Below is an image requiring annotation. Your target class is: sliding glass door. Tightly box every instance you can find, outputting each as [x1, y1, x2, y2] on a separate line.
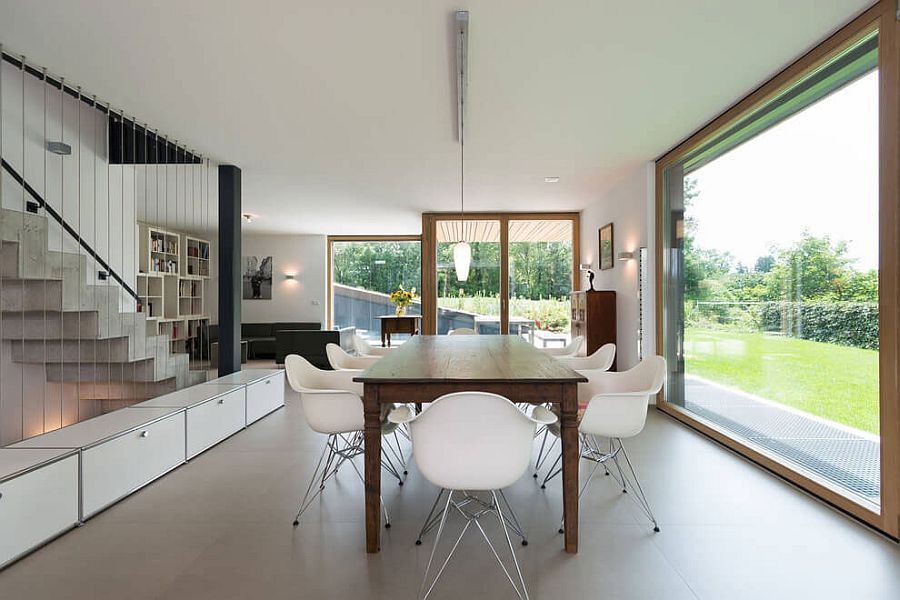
[508, 219, 574, 346]
[423, 214, 578, 343]
[435, 220, 501, 334]
[658, 11, 900, 534]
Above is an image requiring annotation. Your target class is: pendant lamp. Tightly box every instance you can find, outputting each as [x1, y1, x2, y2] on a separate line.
[453, 11, 470, 281]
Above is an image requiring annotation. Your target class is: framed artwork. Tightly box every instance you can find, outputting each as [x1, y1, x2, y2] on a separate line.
[242, 255, 273, 299]
[599, 223, 614, 270]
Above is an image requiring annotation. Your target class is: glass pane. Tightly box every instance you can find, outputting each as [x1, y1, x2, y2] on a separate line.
[508, 219, 573, 347]
[332, 240, 422, 344]
[436, 219, 501, 334]
[662, 40, 880, 506]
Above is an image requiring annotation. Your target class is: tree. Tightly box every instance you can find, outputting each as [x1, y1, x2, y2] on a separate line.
[766, 232, 852, 301]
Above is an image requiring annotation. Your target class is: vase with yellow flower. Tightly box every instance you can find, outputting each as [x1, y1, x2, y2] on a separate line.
[389, 286, 416, 316]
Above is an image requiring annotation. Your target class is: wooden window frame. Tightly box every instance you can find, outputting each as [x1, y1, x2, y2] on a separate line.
[654, 0, 900, 538]
[420, 212, 581, 335]
[326, 235, 422, 329]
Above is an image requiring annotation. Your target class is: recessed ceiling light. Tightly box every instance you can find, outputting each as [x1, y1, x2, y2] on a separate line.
[544, 176, 560, 183]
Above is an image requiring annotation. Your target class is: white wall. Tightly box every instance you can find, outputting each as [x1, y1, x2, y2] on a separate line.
[580, 162, 655, 373]
[240, 233, 327, 325]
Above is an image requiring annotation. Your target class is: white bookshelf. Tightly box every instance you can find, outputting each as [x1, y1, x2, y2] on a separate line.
[137, 223, 212, 359]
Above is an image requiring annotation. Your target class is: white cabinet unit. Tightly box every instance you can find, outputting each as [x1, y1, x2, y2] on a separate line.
[0, 449, 79, 568]
[130, 385, 246, 459]
[205, 369, 285, 425]
[11, 408, 186, 520]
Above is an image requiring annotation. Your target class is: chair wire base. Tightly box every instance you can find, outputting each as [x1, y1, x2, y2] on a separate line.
[419, 490, 529, 600]
[415, 488, 528, 546]
[546, 435, 659, 533]
[292, 431, 405, 528]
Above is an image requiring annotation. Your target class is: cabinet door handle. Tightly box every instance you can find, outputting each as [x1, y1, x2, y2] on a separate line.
[140, 430, 150, 438]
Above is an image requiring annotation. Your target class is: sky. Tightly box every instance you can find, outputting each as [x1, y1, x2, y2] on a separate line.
[689, 71, 879, 272]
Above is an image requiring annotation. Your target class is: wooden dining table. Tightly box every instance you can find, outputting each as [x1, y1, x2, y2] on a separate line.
[353, 335, 588, 554]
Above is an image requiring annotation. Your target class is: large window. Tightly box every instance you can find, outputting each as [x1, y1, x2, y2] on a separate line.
[659, 12, 900, 536]
[329, 238, 421, 342]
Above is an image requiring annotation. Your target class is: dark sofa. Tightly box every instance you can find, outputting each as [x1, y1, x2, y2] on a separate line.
[275, 326, 355, 368]
[209, 322, 321, 359]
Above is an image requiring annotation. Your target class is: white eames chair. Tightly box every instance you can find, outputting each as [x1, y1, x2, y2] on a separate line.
[555, 342, 616, 371]
[538, 335, 584, 357]
[353, 333, 393, 356]
[533, 343, 616, 478]
[326, 343, 380, 370]
[284, 355, 406, 529]
[543, 356, 667, 533]
[447, 327, 477, 336]
[390, 392, 556, 600]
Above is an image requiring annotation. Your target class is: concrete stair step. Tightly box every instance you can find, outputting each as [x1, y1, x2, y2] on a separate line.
[0, 278, 64, 311]
[45, 357, 188, 383]
[1, 310, 101, 339]
[9, 336, 149, 363]
[0, 210, 49, 278]
[77, 380, 178, 401]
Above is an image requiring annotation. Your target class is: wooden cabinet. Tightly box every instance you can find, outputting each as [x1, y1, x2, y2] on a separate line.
[570, 290, 617, 370]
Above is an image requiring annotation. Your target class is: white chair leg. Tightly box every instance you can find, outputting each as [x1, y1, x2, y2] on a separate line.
[416, 488, 448, 545]
[292, 435, 333, 526]
[611, 438, 659, 532]
[421, 490, 469, 600]
[491, 490, 529, 600]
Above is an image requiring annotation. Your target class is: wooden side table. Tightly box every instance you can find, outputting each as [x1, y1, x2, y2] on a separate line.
[376, 315, 422, 347]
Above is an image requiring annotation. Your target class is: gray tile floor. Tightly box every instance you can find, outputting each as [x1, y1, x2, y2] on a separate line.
[1, 381, 898, 600]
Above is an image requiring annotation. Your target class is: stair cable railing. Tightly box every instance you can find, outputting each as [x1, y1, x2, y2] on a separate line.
[0, 44, 215, 445]
[0, 157, 141, 303]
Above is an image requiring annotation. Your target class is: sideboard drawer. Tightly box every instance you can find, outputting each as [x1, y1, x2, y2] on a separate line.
[246, 372, 285, 425]
[186, 387, 246, 458]
[0, 454, 79, 568]
[81, 412, 185, 519]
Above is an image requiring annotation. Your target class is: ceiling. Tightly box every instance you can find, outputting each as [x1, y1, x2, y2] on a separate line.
[0, 0, 873, 235]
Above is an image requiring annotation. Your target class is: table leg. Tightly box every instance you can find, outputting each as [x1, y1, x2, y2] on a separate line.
[363, 385, 382, 553]
[381, 330, 386, 347]
[560, 383, 579, 554]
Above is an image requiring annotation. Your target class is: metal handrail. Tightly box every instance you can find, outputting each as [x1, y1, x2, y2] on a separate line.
[1, 158, 141, 303]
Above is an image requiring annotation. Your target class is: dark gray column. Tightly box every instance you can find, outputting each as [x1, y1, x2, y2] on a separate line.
[218, 165, 242, 376]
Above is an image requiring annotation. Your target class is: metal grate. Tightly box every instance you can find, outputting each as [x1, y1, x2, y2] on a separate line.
[684, 378, 880, 501]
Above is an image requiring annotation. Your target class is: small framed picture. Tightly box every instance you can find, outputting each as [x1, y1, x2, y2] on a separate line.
[599, 223, 614, 270]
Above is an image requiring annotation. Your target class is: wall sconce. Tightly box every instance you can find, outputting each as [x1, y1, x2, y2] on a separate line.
[284, 273, 296, 281]
[618, 252, 635, 261]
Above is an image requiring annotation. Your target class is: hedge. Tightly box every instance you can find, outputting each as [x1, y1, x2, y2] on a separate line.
[756, 301, 879, 350]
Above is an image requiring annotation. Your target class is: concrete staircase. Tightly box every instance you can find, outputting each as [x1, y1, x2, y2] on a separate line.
[0, 208, 206, 400]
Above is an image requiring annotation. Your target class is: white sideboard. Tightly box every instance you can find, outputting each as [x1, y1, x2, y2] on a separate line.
[1, 368, 285, 570]
[205, 369, 285, 425]
[0, 449, 80, 569]
[11, 408, 186, 520]
[130, 384, 246, 459]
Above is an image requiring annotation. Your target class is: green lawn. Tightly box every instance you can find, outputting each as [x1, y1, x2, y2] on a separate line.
[684, 328, 879, 435]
